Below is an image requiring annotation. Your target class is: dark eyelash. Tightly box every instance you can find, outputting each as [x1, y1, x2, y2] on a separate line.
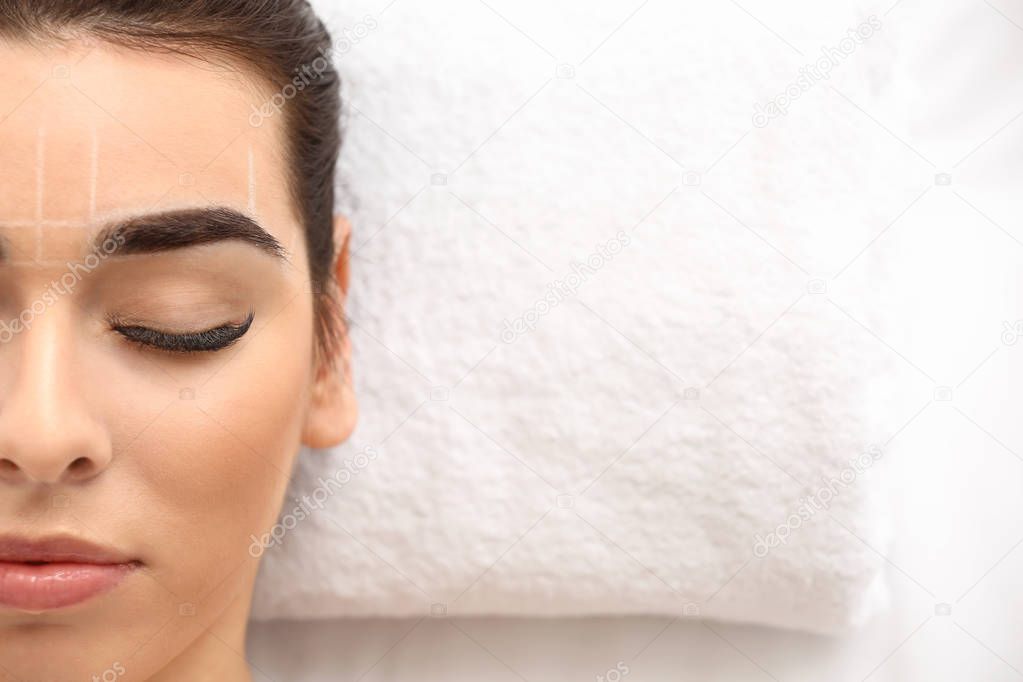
[112, 311, 255, 354]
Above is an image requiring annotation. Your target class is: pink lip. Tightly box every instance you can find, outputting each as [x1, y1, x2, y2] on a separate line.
[0, 536, 139, 611]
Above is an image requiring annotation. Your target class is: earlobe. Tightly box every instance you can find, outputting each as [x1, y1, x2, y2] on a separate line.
[302, 215, 357, 449]
[302, 373, 357, 449]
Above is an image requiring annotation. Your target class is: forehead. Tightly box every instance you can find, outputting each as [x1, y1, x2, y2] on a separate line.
[0, 40, 302, 261]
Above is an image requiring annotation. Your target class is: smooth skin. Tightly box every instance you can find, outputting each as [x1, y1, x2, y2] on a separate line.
[0, 39, 356, 681]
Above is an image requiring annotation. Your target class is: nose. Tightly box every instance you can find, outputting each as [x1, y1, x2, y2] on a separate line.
[0, 311, 113, 486]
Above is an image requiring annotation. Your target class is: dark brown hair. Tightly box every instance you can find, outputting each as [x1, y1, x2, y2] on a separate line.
[0, 0, 344, 366]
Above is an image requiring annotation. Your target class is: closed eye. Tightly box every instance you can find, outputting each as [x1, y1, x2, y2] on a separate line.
[111, 311, 255, 353]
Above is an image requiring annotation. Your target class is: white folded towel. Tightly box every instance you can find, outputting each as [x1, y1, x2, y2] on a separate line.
[252, 0, 918, 633]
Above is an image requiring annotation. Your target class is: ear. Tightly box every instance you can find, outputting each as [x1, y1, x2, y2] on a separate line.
[302, 215, 358, 449]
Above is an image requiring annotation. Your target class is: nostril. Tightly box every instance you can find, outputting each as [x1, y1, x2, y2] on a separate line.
[68, 457, 93, 477]
[0, 459, 19, 476]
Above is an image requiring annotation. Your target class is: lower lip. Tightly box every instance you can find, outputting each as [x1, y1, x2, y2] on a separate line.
[0, 561, 136, 611]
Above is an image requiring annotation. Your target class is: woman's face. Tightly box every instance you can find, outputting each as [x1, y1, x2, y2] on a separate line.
[0, 41, 353, 680]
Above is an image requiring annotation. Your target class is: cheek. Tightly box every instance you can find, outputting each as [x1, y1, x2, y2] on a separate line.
[114, 295, 315, 590]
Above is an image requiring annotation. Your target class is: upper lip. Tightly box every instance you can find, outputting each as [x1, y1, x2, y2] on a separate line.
[0, 534, 136, 565]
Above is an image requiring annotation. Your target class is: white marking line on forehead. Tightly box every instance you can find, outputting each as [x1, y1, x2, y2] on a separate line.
[3, 258, 89, 267]
[2, 219, 79, 229]
[35, 125, 46, 260]
[247, 144, 257, 217]
[89, 124, 99, 219]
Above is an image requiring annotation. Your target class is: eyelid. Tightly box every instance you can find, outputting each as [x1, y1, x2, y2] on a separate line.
[110, 311, 255, 353]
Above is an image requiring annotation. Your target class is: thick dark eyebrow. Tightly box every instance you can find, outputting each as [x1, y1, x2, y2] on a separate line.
[94, 207, 287, 260]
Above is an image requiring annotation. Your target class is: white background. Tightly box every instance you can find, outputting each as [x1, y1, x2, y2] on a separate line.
[248, 0, 1023, 678]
